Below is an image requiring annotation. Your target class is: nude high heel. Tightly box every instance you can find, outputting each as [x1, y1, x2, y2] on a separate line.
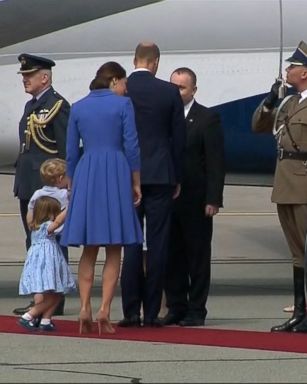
[96, 310, 115, 335]
[79, 309, 92, 334]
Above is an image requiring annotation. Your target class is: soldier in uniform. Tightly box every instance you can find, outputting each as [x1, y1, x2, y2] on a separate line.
[13, 53, 70, 316]
[252, 41, 307, 333]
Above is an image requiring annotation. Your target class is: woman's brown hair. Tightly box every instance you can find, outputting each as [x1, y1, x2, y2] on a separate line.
[89, 61, 126, 90]
[30, 196, 61, 230]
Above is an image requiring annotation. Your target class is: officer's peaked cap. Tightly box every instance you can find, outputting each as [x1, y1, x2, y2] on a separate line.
[286, 41, 307, 66]
[17, 53, 55, 74]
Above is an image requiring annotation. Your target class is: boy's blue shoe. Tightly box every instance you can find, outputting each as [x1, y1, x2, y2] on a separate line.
[18, 317, 38, 331]
[39, 322, 56, 331]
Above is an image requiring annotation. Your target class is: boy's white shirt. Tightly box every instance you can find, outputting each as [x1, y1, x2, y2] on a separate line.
[28, 186, 68, 212]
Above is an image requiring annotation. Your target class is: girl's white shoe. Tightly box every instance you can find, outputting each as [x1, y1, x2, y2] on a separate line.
[283, 305, 294, 313]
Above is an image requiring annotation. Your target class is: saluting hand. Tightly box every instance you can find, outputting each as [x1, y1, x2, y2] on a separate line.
[263, 79, 284, 109]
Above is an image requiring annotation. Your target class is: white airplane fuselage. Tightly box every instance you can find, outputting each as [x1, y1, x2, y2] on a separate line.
[0, 0, 306, 174]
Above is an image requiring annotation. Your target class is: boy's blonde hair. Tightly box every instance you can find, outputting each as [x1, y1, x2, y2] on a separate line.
[30, 196, 61, 230]
[40, 158, 66, 186]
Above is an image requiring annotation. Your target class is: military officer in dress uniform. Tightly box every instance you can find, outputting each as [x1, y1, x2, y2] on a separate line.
[13, 53, 70, 315]
[252, 41, 307, 333]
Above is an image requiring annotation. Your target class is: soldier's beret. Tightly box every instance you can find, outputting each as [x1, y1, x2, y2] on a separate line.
[286, 41, 307, 66]
[17, 53, 56, 74]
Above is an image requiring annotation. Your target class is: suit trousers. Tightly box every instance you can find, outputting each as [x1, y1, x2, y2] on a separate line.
[165, 196, 213, 319]
[121, 184, 174, 321]
[277, 204, 307, 268]
[19, 199, 31, 250]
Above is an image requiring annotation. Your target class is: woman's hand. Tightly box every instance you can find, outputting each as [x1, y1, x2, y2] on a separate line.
[132, 171, 142, 206]
[133, 185, 142, 207]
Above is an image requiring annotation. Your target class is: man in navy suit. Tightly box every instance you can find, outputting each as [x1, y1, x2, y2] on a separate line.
[119, 42, 186, 327]
[162, 67, 225, 326]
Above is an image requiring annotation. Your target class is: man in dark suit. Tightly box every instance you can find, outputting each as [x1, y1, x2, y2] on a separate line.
[119, 42, 186, 327]
[13, 53, 70, 315]
[162, 67, 225, 326]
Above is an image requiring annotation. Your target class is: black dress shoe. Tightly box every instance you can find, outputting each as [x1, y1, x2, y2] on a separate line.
[13, 301, 34, 315]
[270, 315, 304, 332]
[161, 312, 185, 326]
[117, 315, 141, 327]
[179, 316, 205, 327]
[143, 318, 163, 327]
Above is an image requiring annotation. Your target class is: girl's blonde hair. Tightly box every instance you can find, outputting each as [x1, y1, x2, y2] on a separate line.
[40, 158, 66, 186]
[30, 196, 61, 230]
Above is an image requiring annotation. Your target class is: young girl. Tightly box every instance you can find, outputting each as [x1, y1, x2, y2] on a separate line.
[18, 196, 76, 331]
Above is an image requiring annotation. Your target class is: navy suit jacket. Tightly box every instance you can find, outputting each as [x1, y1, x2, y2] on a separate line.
[127, 71, 186, 185]
[180, 101, 225, 207]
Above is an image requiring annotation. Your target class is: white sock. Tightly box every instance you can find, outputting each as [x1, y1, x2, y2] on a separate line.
[22, 312, 33, 321]
[40, 318, 51, 325]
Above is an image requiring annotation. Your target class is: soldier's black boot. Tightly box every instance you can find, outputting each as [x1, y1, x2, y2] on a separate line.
[292, 316, 307, 332]
[271, 266, 305, 332]
[291, 268, 307, 333]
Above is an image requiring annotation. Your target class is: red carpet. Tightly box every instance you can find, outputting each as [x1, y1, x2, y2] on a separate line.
[1, 315, 307, 353]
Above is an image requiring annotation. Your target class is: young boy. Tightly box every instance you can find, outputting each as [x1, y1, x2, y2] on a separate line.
[13, 158, 69, 317]
[26, 158, 68, 229]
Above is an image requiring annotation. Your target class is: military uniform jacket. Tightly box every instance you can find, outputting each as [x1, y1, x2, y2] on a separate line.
[252, 95, 307, 203]
[14, 87, 70, 199]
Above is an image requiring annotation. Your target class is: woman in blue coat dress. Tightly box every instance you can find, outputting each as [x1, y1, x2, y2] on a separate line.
[61, 62, 143, 334]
